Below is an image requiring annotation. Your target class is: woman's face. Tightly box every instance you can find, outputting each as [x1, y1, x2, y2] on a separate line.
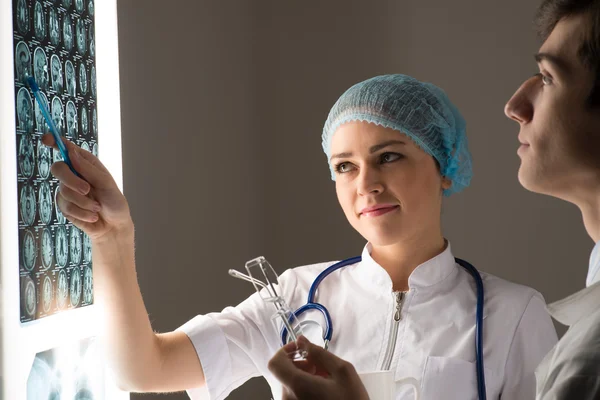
[331, 121, 450, 247]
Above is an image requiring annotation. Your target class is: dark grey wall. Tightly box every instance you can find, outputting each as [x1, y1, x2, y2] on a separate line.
[116, 1, 593, 399]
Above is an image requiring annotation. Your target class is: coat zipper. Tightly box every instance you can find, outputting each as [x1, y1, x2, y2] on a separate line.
[381, 291, 406, 370]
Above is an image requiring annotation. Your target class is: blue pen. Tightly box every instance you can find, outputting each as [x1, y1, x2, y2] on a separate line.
[26, 75, 81, 178]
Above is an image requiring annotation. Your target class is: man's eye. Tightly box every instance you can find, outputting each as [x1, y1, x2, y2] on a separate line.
[536, 73, 553, 86]
[542, 75, 553, 85]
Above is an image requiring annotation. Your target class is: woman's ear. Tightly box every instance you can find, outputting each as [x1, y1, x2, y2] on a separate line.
[441, 176, 452, 190]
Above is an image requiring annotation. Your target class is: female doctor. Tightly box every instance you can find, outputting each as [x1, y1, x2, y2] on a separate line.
[46, 74, 557, 400]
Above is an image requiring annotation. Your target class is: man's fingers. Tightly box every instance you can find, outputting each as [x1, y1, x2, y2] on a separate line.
[41, 133, 56, 148]
[290, 359, 317, 375]
[268, 342, 302, 382]
[303, 341, 357, 380]
[281, 388, 298, 400]
[69, 139, 110, 173]
[268, 343, 320, 388]
[42, 133, 107, 169]
[59, 183, 101, 213]
[68, 148, 113, 189]
[51, 161, 91, 195]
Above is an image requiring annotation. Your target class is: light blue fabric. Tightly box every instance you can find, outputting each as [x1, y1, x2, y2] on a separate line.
[322, 74, 472, 196]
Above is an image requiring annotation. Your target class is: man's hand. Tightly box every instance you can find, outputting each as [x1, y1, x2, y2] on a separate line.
[268, 336, 369, 400]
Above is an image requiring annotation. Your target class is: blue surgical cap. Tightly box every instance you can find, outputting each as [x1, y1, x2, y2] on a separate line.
[322, 74, 472, 196]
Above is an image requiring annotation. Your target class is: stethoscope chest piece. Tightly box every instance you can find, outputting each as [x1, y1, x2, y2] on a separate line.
[284, 320, 326, 349]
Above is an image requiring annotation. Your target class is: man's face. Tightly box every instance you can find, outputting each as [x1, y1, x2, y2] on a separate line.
[505, 15, 600, 200]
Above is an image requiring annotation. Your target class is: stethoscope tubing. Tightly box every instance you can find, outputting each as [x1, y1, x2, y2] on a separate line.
[281, 255, 487, 400]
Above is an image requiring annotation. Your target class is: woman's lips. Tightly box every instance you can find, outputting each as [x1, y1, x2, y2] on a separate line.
[360, 205, 399, 217]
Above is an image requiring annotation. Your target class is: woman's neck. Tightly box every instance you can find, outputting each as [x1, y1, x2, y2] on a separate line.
[370, 235, 447, 292]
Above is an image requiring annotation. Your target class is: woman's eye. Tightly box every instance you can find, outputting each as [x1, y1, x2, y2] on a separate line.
[380, 152, 402, 163]
[335, 162, 354, 173]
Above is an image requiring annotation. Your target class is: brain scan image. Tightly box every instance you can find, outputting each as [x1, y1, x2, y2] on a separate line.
[70, 225, 82, 265]
[83, 265, 93, 304]
[34, 1, 46, 40]
[49, 8, 60, 47]
[53, 147, 63, 163]
[66, 100, 77, 139]
[63, 14, 73, 51]
[37, 137, 52, 179]
[22, 229, 37, 271]
[70, 268, 82, 307]
[55, 225, 68, 268]
[75, 0, 85, 13]
[16, 0, 30, 35]
[79, 62, 88, 95]
[18, 133, 35, 179]
[65, 60, 76, 97]
[38, 181, 53, 225]
[40, 227, 54, 270]
[57, 269, 68, 309]
[81, 106, 88, 136]
[90, 66, 96, 97]
[92, 107, 97, 136]
[20, 183, 36, 226]
[83, 233, 92, 263]
[33, 47, 49, 91]
[23, 276, 37, 318]
[17, 0, 98, 322]
[55, 186, 66, 224]
[88, 23, 95, 57]
[76, 18, 86, 55]
[35, 91, 49, 134]
[50, 54, 63, 94]
[51, 96, 64, 135]
[17, 87, 34, 133]
[42, 275, 53, 313]
[15, 41, 32, 83]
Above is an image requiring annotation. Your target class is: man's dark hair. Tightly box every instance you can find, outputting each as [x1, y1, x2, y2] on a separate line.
[536, 0, 600, 106]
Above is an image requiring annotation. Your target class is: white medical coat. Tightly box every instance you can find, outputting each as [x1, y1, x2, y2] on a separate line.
[178, 243, 558, 399]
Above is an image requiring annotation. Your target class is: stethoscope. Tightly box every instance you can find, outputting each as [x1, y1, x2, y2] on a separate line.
[280, 256, 487, 400]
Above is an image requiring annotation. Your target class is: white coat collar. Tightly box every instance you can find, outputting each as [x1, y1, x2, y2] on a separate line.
[586, 241, 600, 287]
[547, 281, 600, 327]
[548, 241, 600, 326]
[354, 241, 457, 292]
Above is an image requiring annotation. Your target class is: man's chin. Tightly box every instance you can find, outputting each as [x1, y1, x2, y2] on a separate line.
[518, 166, 537, 191]
[518, 166, 552, 195]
